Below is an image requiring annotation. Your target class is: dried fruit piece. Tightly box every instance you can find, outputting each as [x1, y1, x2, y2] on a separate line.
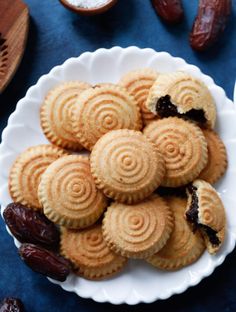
[0, 297, 24, 312]
[3, 203, 60, 249]
[190, 0, 232, 51]
[19, 244, 71, 282]
[152, 0, 184, 24]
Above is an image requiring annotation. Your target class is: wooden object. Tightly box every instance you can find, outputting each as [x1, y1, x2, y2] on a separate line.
[0, 0, 29, 93]
[59, 0, 117, 16]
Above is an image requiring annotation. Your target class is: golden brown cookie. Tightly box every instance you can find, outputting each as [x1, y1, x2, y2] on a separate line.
[147, 197, 205, 270]
[72, 84, 142, 150]
[40, 81, 91, 151]
[146, 71, 216, 128]
[198, 129, 227, 184]
[90, 129, 166, 204]
[186, 179, 226, 254]
[119, 68, 158, 125]
[144, 117, 208, 187]
[9, 145, 67, 210]
[102, 195, 174, 259]
[60, 225, 127, 280]
[38, 155, 108, 229]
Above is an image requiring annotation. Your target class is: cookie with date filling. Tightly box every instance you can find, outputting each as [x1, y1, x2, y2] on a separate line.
[60, 224, 127, 280]
[102, 195, 174, 259]
[40, 81, 91, 151]
[185, 179, 226, 254]
[146, 71, 216, 128]
[119, 68, 158, 125]
[144, 117, 208, 187]
[147, 196, 205, 270]
[198, 129, 227, 184]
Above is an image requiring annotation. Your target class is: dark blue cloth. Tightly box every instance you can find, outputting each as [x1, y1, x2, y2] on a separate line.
[0, 1, 236, 311]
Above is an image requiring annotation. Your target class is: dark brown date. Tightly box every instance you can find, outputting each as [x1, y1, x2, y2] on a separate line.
[152, 0, 184, 24]
[19, 244, 71, 282]
[0, 298, 24, 312]
[190, 0, 232, 51]
[3, 203, 59, 248]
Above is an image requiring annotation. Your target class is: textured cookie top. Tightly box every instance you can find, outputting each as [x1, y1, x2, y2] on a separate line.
[72, 84, 142, 150]
[147, 197, 205, 270]
[102, 195, 173, 259]
[119, 68, 158, 124]
[90, 129, 166, 204]
[9, 144, 67, 210]
[144, 117, 208, 187]
[40, 81, 90, 151]
[146, 71, 216, 128]
[198, 129, 227, 184]
[38, 155, 107, 229]
[60, 225, 127, 280]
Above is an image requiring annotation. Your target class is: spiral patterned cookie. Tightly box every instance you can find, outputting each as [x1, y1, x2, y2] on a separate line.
[60, 225, 127, 280]
[9, 145, 67, 210]
[119, 68, 158, 125]
[198, 129, 227, 184]
[72, 85, 142, 150]
[147, 197, 205, 270]
[146, 71, 216, 128]
[186, 179, 226, 254]
[90, 129, 166, 204]
[40, 81, 90, 151]
[102, 195, 174, 259]
[144, 117, 208, 187]
[38, 155, 108, 229]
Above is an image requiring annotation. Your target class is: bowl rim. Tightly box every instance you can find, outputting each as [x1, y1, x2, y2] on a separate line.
[59, 0, 118, 15]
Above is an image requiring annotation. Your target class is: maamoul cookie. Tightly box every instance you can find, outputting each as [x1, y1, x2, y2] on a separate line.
[147, 197, 205, 270]
[38, 155, 108, 229]
[40, 81, 91, 151]
[9, 145, 67, 210]
[186, 179, 226, 254]
[90, 129, 166, 204]
[198, 129, 227, 184]
[119, 68, 158, 125]
[72, 84, 142, 150]
[60, 225, 127, 280]
[144, 117, 208, 187]
[102, 195, 174, 259]
[146, 71, 216, 128]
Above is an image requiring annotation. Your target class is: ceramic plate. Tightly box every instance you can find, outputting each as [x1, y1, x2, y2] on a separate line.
[0, 47, 236, 305]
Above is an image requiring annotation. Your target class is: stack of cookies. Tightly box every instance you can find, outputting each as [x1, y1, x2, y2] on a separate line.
[8, 68, 227, 280]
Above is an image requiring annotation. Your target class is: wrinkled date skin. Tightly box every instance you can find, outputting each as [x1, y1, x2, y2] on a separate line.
[19, 244, 71, 282]
[0, 297, 24, 312]
[3, 203, 60, 248]
[152, 0, 184, 24]
[190, 0, 232, 51]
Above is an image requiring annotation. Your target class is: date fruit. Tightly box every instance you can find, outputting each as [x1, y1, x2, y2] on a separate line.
[152, 0, 184, 24]
[19, 244, 71, 282]
[0, 297, 24, 312]
[190, 0, 232, 51]
[3, 203, 60, 248]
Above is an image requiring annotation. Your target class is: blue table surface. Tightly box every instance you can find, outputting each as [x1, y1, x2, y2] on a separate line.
[0, 1, 236, 311]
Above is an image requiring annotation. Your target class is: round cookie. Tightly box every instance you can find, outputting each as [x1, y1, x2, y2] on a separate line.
[198, 129, 227, 184]
[146, 71, 216, 128]
[38, 155, 108, 229]
[9, 145, 67, 210]
[40, 81, 91, 151]
[60, 225, 127, 280]
[119, 68, 158, 125]
[90, 129, 166, 204]
[144, 117, 208, 187]
[147, 197, 205, 270]
[186, 179, 226, 254]
[72, 84, 142, 150]
[102, 195, 174, 259]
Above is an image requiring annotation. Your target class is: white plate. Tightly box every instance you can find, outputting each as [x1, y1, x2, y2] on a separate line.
[0, 46, 236, 305]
